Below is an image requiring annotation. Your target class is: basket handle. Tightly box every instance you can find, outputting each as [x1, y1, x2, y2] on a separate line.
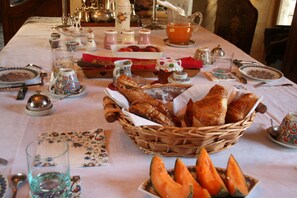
[103, 96, 121, 123]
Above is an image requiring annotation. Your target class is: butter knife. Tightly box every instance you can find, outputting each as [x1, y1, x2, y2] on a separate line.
[231, 72, 247, 84]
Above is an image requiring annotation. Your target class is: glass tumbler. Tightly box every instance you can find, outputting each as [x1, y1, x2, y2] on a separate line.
[212, 53, 234, 79]
[26, 140, 71, 198]
[52, 48, 74, 78]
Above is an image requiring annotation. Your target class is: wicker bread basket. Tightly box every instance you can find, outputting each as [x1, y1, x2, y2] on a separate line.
[103, 84, 257, 157]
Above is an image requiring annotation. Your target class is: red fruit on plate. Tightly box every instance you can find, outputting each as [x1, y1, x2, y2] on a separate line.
[145, 46, 160, 52]
[127, 45, 140, 52]
[118, 47, 133, 52]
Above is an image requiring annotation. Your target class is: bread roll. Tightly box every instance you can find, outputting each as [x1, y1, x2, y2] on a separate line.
[191, 84, 228, 127]
[225, 93, 258, 123]
[116, 75, 180, 126]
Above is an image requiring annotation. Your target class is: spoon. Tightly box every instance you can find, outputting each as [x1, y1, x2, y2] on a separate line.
[60, 86, 84, 100]
[11, 173, 27, 198]
[270, 119, 279, 138]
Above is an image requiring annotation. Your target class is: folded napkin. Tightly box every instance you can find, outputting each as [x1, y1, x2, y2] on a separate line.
[38, 128, 109, 167]
[82, 54, 203, 70]
[203, 71, 236, 82]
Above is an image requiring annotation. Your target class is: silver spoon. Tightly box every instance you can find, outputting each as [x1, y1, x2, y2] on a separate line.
[60, 86, 84, 100]
[270, 119, 279, 138]
[11, 173, 27, 198]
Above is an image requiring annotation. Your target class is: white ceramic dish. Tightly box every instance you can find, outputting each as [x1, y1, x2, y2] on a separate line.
[239, 65, 283, 81]
[266, 127, 297, 149]
[0, 174, 8, 198]
[110, 44, 163, 59]
[163, 38, 196, 48]
[138, 166, 260, 198]
[49, 84, 87, 99]
[0, 67, 39, 84]
[25, 105, 54, 116]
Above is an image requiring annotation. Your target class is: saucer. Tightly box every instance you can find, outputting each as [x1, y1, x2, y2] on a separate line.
[163, 39, 196, 48]
[266, 127, 297, 149]
[49, 84, 87, 99]
[25, 105, 54, 116]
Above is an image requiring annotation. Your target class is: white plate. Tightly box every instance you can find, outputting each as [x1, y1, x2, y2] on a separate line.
[110, 44, 163, 59]
[239, 65, 283, 81]
[25, 105, 54, 116]
[163, 38, 196, 48]
[266, 127, 297, 149]
[0, 67, 39, 84]
[138, 166, 260, 198]
[49, 85, 87, 99]
[0, 174, 8, 198]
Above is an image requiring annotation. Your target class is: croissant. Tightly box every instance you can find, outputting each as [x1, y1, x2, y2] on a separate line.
[225, 93, 258, 123]
[189, 84, 228, 127]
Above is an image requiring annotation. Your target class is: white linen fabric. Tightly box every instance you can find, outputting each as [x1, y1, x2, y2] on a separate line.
[0, 17, 296, 198]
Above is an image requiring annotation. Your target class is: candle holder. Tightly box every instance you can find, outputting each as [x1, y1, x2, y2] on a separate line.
[144, 0, 164, 30]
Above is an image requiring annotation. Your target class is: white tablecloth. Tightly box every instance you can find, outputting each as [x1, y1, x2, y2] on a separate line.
[0, 17, 296, 198]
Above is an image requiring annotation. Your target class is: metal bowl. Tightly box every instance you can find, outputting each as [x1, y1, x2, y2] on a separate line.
[26, 90, 52, 111]
[90, 8, 113, 22]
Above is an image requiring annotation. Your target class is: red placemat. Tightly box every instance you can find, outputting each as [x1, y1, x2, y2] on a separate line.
[82, 54, 203, 70]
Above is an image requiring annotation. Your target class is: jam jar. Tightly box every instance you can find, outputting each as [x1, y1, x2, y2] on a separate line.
[138, 28, 151, 45]
[104, 29, 117, 50]
[155, 57, 183, 84]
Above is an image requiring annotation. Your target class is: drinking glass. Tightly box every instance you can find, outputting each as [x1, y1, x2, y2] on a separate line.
[212, 53, 234, 79]
[26, 140, 71, 198]
[52, 48, 74, 78]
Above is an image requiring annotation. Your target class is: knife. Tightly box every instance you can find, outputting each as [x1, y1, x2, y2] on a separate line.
[233, 59, 257, 67]
[16, 85, 28, 100]
[231, 72, 247, 84]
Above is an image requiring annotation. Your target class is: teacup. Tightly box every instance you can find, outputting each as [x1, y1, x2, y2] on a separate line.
[193, 47, 213, 66]
[276, 112, 297, 145]
[51, 68, 81, 95]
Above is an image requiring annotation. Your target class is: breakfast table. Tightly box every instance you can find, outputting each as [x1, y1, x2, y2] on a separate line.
[0, 17, 297, 198]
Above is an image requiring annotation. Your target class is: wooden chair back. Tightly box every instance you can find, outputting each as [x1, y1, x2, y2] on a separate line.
[214, 0, 258, 54]
[0, 0, 68, 45]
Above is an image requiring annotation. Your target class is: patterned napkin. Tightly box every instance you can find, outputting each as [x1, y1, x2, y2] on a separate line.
[38, 128, 109, 167]
[203, 71, 236, 82]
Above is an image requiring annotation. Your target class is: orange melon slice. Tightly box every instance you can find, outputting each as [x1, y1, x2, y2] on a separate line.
[196, 148, 229, 197]
[174, 158, 211, 198]
[226, 154, 249, 197]
[150, 156, 193, 198]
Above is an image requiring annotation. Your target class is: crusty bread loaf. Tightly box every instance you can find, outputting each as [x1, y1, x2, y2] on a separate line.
[190, 84, 228, 127]
[115, 75, 180, 126]
[225, 93, 258, 123]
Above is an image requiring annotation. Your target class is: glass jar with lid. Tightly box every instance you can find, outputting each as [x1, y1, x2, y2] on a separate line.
[138, 28, 151, 45]
[121, 29, 135, 44]
[104, 29, 117, 49]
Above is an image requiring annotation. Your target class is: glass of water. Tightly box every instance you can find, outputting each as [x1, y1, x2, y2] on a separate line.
[212, 53, 234, 79]
[26, 140, 71, 198]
